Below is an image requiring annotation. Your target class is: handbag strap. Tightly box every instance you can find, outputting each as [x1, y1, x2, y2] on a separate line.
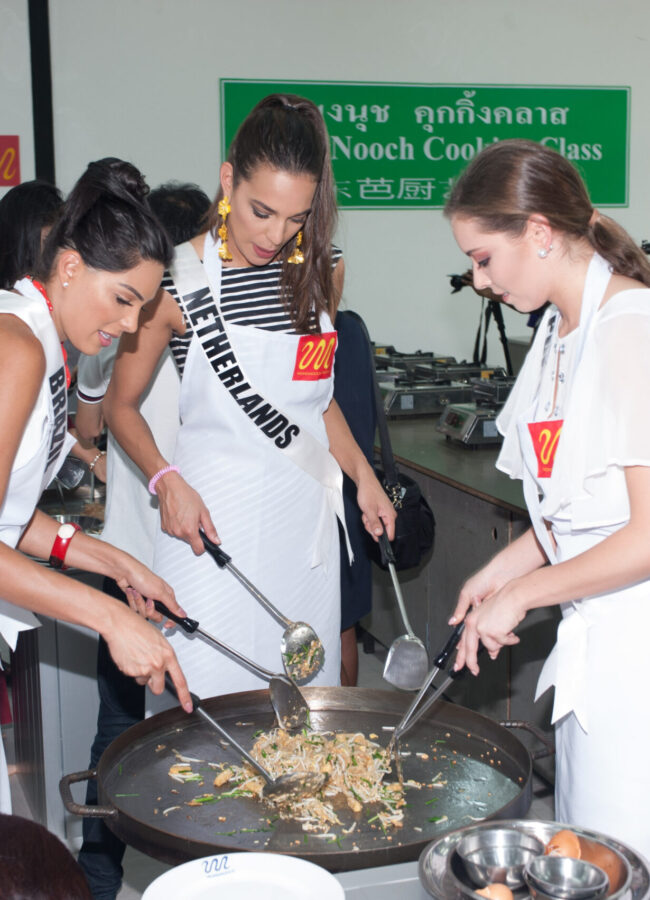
[341, 310, 400, 487]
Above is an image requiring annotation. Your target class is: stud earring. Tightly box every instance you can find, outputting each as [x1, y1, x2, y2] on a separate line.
[217, 196, 232, 261]
[538, 243, 553, 259]
[63, 281, 69, 287]
[287, 230, 305, 265]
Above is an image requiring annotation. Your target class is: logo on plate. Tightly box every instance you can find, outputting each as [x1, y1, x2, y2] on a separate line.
[203, 854, 230, 876]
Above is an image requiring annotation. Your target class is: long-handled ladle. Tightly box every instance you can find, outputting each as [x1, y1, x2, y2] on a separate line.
[154, 600, 310, 733]
[200, 533, 324, 684]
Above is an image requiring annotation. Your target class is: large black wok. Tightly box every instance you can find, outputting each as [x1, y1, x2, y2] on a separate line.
[61, 687, 538, 872]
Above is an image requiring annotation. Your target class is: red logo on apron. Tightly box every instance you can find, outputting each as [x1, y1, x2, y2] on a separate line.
[528, 420, 563, 478]
[0, 136, 20, 187]
[292, 332, 337, 381]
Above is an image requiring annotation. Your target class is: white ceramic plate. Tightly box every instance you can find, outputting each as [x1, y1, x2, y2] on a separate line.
[142, 852, 345, 899]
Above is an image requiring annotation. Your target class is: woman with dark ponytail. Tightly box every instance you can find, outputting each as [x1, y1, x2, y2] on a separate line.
[445, 139, 650, 857]
[105, 95, 395, 706]
[0, 158, 192, 816]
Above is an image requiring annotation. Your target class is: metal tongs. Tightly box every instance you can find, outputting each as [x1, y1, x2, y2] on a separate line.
[387, 622, 467, 777]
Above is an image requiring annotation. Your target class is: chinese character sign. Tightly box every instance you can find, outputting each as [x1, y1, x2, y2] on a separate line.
[221, 82, 629, 209]
[0, 136, 20, 187]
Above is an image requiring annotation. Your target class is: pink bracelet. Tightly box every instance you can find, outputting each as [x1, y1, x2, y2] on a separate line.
[148, 465, 180, 495]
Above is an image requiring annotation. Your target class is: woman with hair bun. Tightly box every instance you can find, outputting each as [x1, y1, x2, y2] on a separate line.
[105, 95, 395, 704]
[0, 158, 192, 814]
[446, 138, 650, 857]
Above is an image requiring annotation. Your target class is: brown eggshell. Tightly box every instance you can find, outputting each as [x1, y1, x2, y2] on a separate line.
[545, 829, 626, 895]
[475, 885, 514, 900]
[545, 828, 582, 858]
[579, 837, 626, 894]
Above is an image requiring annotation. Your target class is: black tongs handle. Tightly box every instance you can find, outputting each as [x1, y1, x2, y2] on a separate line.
[200, 532, 231, 568]
[433, 621, 465, 670]
[378, 529, 397, 568]
[153, 599, 199, 634]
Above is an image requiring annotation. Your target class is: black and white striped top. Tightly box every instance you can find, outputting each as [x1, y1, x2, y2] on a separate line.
[165, 245, 342, 378]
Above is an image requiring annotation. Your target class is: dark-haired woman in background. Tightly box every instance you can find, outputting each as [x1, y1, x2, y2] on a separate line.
[0, 179, 64, 290]
[105, 95, 395, 703]
[446, 138, 650, 858]
[0, 157, 192, 815]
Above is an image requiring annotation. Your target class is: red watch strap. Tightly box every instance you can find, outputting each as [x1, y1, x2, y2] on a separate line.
[49, 523, 82, 570]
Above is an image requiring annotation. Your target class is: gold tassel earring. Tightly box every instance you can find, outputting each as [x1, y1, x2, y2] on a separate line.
[287, 230, 305, 265]
[217, 196, 232, 261]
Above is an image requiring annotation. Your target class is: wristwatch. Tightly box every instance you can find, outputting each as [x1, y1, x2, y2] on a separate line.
[49, 522, 81, 570]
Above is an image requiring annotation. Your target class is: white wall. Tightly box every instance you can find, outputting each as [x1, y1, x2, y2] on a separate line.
[0, 0, 35, 194]
[47, 0, 650, 361]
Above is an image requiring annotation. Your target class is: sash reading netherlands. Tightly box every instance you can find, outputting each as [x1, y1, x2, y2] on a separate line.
[181, 285, 302, 449]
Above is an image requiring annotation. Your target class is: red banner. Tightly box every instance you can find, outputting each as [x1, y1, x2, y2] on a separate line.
[528, 419, 563, 478]
[0, 136, 20, 187]
[292, 331, 337, 381]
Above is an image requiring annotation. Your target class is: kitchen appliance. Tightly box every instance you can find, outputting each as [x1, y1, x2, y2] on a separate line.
[61, 687, 542, 873]
[374, 346, 506, 419]
[437, 376, 517, 447]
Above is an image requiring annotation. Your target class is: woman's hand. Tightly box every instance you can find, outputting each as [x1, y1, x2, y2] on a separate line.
[154, 471, 219, 554]
[453, 577, 526, 675]
[101, 600, 192, 711]
[356, 469, 397, 540]
[449, 564, 512, 627]
[112, 553, 187, 625]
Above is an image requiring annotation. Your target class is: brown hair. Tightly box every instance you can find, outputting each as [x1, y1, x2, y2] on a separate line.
[208, 94, 338, 333]
[445, 139, 650, 287]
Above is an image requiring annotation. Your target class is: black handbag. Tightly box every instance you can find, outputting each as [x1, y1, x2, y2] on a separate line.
[345, 313, 435, 571]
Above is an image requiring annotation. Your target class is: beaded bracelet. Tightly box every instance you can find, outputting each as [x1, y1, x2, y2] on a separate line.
[148, 464, 180, 495]
[88, 450, 105, 472]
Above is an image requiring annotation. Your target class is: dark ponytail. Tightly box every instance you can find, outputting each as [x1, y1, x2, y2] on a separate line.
[445, 139, 650, 287]
[36, 157, 173, 279]
[208, 94, 338, 333]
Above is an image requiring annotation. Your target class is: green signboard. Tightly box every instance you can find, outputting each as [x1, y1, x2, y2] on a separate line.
[221, 80, 630, 209]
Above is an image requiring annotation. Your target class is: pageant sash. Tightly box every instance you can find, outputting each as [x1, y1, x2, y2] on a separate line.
[169, 241, 351, 566]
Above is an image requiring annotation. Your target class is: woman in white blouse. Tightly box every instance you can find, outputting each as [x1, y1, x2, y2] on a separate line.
[445, 138, 650, 859]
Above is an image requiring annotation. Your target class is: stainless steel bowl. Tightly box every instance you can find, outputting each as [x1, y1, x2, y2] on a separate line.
[53, 514, 103, 535]
[456, 827, 545, 889]
[525, 855, 609, 900]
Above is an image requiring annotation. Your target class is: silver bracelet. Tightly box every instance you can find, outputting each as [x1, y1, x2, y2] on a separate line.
[88, 450, 105, 472]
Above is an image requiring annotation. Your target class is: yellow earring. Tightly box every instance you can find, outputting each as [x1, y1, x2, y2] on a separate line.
[217, 196, 232, 261]
[287, 230, 305, 265]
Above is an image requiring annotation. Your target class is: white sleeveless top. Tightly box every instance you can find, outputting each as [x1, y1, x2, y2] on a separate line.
[0, 279, 74, 649]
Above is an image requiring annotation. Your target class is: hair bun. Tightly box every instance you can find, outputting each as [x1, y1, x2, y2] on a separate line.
[85, 157, 150, 204]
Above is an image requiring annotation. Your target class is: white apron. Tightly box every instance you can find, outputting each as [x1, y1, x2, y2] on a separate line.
[502, 255, 650, 860]
[0, 279, 74, 813]
[151, 239, 343, 706]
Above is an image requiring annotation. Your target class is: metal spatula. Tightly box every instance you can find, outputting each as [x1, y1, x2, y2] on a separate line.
[379, 531, 429, 691]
